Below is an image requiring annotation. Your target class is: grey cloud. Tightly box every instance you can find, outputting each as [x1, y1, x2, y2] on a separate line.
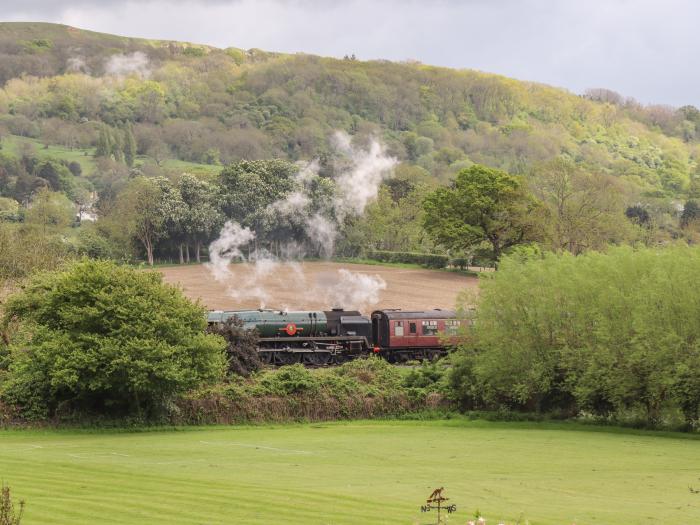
[1, 0, 698, 106]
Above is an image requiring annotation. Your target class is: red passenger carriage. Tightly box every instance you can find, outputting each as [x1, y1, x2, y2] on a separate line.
[370, 309, 461, 362]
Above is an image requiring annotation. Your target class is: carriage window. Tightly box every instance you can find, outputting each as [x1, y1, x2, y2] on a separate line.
[409, 322, 417, 334]
[422, 320, 439, 335]
[445, 319, 460, 335]
[394, 321, 404, 336]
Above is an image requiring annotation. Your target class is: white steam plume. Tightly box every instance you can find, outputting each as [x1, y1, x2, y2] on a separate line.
[66, 56, 89, 73]
[104, 51, 151, 77]
[207, 221, 255, 281]
[316, 269, 387, 311]
[331, 131, 397, 221]
[207, 132, 397, 310]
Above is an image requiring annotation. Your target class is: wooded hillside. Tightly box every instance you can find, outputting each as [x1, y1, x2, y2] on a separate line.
[0, 22, 698, 195]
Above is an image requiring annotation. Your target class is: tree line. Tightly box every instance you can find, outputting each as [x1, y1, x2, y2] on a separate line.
[449, 246, 700, 428]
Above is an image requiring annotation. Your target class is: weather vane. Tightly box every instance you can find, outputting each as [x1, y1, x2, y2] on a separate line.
[420, 487, 457, 524]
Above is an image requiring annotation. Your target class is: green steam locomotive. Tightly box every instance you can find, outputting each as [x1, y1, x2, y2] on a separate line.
[208, 307, 460, 365]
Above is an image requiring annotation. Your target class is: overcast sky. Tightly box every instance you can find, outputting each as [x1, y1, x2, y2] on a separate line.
[1, 0, 697, 107]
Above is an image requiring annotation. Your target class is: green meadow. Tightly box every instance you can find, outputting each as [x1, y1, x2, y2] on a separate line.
[1, 420, 699, 524]
[0, 134, 221, 178]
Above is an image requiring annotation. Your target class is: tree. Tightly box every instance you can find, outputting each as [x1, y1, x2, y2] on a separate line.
[94, 125, 112, 158]
[1, 259, 226, 418]
[35, 159, 70, 191]
[24, 188, 75, 233]
[531, 158, 631, 254]
[123, 124, 137, 167]
[681, 200, 700, 228]
[423, 164, 537, 261]
[625, 205, 651, 226]
[177, 173, 224, 262]
[106, 176, 180, 265]
[219, 159, 297, 226]
[450, 246, 700, 424]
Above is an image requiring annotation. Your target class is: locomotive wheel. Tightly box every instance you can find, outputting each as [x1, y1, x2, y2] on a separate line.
[302, 352, 332, 366]
[275, 352, 300, 366]
[258, 351, 274, 365]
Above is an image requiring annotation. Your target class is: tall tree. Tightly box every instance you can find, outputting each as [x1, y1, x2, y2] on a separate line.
[219, 160, 297, 226]
[95, 126, 112, 158]
[106, 176, 182, 265]
[423, 164, 538, 261]
[531, 158, 631, 254]
[177, 174, 224, 263]
[123, 125, 137, 167]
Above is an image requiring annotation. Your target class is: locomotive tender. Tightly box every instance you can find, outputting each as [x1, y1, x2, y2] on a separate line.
[207, 307, 460, 365]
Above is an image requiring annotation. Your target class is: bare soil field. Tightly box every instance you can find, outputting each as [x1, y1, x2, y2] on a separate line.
[158, 261, 477, 312]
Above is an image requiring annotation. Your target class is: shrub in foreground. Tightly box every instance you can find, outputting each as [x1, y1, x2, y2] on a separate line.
[0, 484, 24, 525]
[451, 245, 700, 427]
[0, 259, 226, 419]
[176, 357, 449, 425]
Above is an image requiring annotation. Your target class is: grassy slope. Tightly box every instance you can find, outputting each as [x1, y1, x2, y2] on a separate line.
[0, 134, 221, 178]
[1, 420, 699, 524]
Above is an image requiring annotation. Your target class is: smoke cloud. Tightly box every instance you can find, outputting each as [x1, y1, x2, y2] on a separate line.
[104, 51, 151, 77]
[207, 221, 255, 281]
[66, 56, 89, 73]
[207, 132, 396, 310]
[316, 269, 387, 311]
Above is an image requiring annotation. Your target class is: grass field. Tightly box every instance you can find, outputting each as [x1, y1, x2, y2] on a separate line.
[1, 420, 699, 524]
[1, 134, 221, 178]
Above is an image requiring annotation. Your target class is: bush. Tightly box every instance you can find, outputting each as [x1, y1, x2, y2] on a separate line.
[257, 365, 319, 395]
[0, 259, 226, 419]
[366, 250, 448, 268]
[450, 246, 700, 427]
[176, 357, 449, 425]
[208, 317, 262, 377]
[0, 484, 24, 525]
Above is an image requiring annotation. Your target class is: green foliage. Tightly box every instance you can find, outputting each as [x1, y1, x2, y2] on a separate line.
[366, 250, 448, 268]
[1, 23, 700, 263]
[104, 176, 183, 265]
[219, 159, 297, 224]
[0, 197, 19, 221]
[24, 188, 75, 231]
[423, 164, 539, 260]
[681, 200, 700, 227]
[0, 259, 226, 419]
[451, 246, 700, 426]
[0, 223, 72, 284]
[0, 22, 697, 197]
[258, 365, 319, 396]
[530, 158, 632, 254]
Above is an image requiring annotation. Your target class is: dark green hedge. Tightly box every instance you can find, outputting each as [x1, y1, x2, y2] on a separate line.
[367, 250, 449, 268]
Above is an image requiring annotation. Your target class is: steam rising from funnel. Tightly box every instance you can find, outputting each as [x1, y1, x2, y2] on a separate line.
[207, 132, 396, 309]
[316, 269, 387, 311]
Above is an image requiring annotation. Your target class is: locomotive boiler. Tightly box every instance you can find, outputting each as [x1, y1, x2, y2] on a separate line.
[207, 308, 372, 365]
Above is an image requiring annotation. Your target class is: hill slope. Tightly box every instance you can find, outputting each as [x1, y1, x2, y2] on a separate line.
[0, 22, 698, 199]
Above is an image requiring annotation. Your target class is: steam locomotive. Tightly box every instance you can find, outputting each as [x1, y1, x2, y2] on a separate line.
[207, 308, 461, 365]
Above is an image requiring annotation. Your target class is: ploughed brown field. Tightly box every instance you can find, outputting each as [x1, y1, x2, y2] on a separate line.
[158, 261, 477, 312]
